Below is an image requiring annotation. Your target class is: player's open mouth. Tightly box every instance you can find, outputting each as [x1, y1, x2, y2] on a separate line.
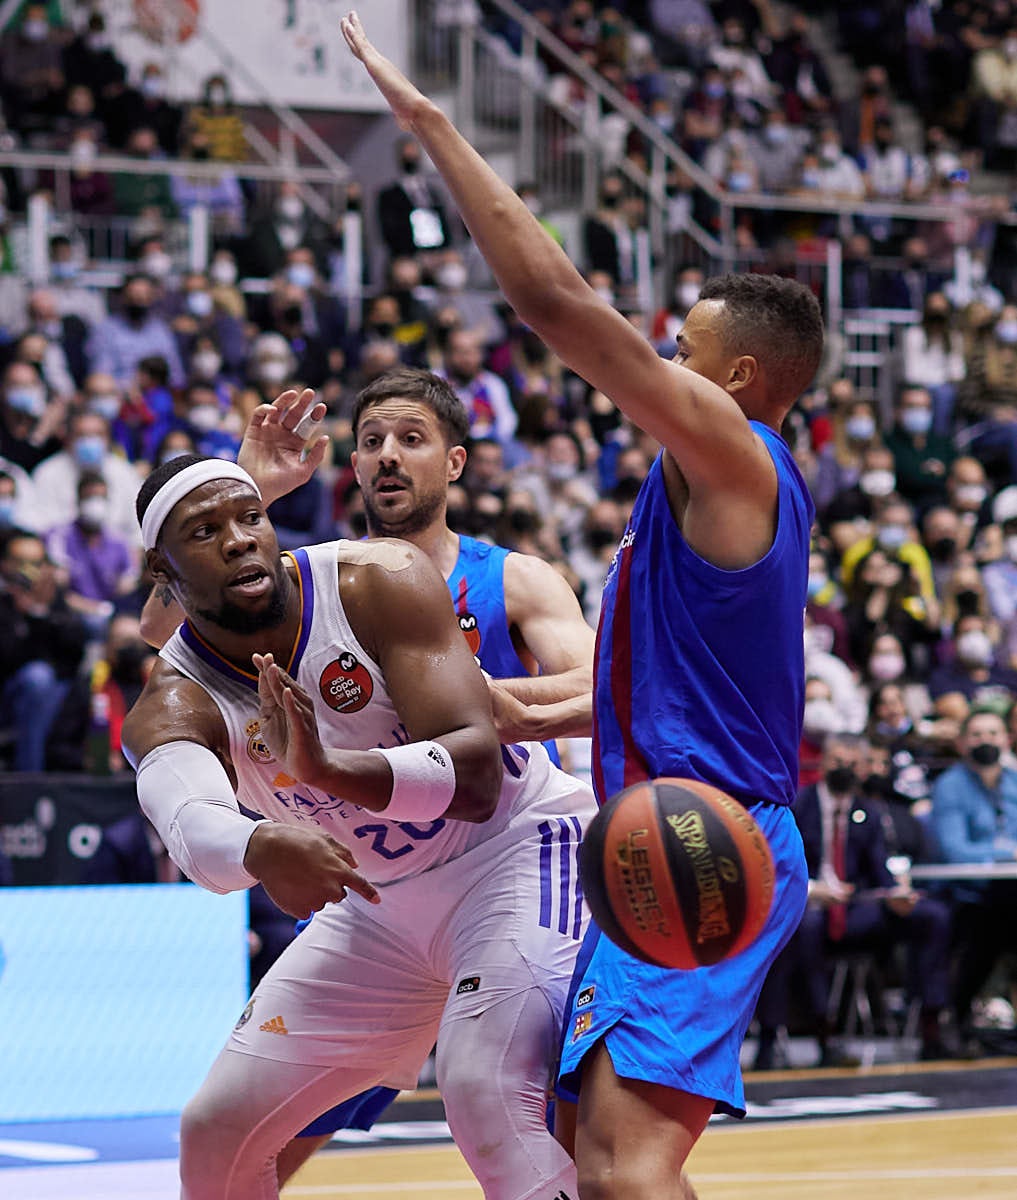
[227, 567, 271, 596]
[376, 481, 408, 495]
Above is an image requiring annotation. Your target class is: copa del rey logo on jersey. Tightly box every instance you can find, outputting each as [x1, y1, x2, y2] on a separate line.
[319, 650, 374, 714]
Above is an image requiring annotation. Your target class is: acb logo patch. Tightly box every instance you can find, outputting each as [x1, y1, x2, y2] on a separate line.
[319, 651, 374, 714]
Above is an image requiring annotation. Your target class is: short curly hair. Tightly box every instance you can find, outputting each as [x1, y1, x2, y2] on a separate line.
[698, 273, 825, 405]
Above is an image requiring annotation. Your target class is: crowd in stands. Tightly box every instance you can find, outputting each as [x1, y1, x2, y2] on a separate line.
[0, 0, 1015, 1054]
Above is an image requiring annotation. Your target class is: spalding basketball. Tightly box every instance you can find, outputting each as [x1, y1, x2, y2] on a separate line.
[579, 778, 775, 970]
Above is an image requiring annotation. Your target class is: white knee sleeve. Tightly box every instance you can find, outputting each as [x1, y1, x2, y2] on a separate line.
[438, 988, 577, 1200]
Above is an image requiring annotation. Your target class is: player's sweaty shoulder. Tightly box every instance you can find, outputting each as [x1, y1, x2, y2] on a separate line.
[336, 537, 416, 573]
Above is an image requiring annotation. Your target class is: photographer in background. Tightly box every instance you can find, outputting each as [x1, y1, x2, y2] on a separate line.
[0, 528, 89, 771]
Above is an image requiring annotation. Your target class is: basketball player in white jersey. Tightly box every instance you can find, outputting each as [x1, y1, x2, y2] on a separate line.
[121, 455, 594, 1199]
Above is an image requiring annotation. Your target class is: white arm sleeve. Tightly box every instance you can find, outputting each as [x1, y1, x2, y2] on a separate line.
[135, 740, 259, 894]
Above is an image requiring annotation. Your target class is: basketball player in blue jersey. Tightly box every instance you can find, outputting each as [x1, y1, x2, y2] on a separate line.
[342, 14, 825, 1199]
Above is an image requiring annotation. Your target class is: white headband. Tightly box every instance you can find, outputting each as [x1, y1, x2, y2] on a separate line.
[141, 461, 262, 550]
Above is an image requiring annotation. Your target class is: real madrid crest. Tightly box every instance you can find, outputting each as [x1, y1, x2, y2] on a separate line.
[246, 719, 274, 765]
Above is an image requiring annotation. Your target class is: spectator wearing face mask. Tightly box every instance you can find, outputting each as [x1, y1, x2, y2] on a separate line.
[0, 361, 64, 472]
[569, 497, 626, 625]
[86, 275, 185, 389]
[931, 709, 1017, 1046]
[805, 548, 852, 665]
[957, 305, 1017, 482]
[187, 73, 247, 162]
[747, 108, 808, 194]
[44, 471, 140, 636]
[982, 487, 1017, 626]
[104, 62, 182, 155]
[921, 505, 967, 597]
[843, 542, 938, 669]
[208, 249, 247, 320]
[0, 4, 65, 137]
[945, 456, 992, 545]
[0, 460, 38, 534]
[258, 279, 329, 388]
[824, 444, 899, 530]
[239, 181, 326, 280]
[812, 397, 882, 513]
[929, 615, 1017, 725]
[172, 271, 248, 377]
[901, 295, 966, 435]
[650, 265, 704, 356]
[31, 411, 142, 548]
[755, 734, 952, 1067]
[377, 136, 452, 263]
[886, 386, 956, 509]
[841, 495, 937, 613]
[866, 678, 952, 772]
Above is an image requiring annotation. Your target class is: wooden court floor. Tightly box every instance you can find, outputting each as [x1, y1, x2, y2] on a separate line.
[282, 1106, 1017, 1200]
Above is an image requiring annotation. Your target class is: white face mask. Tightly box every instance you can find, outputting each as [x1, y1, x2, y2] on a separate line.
[210, 259, 238, 286]
[955, 483, 987, 508]
[859, 469, 896, 497]
[1006, 534, 1017, 563]
[78, 496, 109, 528]
[286, 263, 316, 289]
[804, 624, 835, 656]
[258, 359, 289, 385]
[191, 351, 222, 379]
[277, 195, 304, 223]
[87, 394, 121, 422]
[955, 629, 993, 668]
[802, 697, 840, 738]
[869, 652, 905, 682]
[676, 282, 701, 310]
[187, 404, 221, 433]
[436, 264, 468, 291]
[186, 291, 213, 318]
[142, 252, 173, 280]
[845, 415, 876, 441]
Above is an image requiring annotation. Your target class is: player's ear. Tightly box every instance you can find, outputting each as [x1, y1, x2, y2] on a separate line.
[448, 444, 467, 482]
[726, 354, 758, 392]
[146, 546, 172, 584]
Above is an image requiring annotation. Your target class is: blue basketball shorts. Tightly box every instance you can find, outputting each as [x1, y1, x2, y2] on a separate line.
[557, 800, 808, 1118]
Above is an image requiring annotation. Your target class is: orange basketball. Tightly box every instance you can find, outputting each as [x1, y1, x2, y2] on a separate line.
[579, 778, 775, 969]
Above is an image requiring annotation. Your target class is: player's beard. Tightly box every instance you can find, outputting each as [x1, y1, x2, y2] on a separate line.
[195, 560, 291, 635]
[362, 479, 445, 538]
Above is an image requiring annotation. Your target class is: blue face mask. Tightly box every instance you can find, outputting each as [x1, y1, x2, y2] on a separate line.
[73, 436, 106, 468]
[88, 395, 121, 423]
[900, 408, 933, 435]
[51, 261, 78, 281]
[6, 387, 46, 417]
[807, 574, 828, 598]
[0, 497, 16, 527]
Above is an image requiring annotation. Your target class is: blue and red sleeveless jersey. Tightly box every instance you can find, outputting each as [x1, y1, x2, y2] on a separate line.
[592, 424, 813, 808]
[447, 535, 562, 767]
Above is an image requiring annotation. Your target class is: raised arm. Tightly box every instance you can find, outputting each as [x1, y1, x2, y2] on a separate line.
[340, 13, 772, 505]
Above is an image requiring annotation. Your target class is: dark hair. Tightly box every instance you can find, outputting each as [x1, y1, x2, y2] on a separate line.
[77, 470, 107, 498]
[697, 273, 825, 406]
[351, 367, 470, 447]
[135, 453, 208, 532]
[137, 355, 170, 387]
[961, 706, 1005, 734]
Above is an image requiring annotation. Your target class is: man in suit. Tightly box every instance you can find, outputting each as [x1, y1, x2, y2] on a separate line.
[754, 733, 953, 1066]
[376, 137, 451, 262]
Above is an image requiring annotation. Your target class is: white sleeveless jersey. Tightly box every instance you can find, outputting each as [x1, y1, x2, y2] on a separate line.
[159, 540, 557, 885]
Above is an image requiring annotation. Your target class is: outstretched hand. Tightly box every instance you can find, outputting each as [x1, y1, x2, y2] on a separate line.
[238, 388, 329, 507]
[254, 651, 327, 786]
[340, 11, 428, 128]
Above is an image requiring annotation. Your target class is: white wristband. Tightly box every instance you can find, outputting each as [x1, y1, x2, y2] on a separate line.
[370, 740, 456, 822]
